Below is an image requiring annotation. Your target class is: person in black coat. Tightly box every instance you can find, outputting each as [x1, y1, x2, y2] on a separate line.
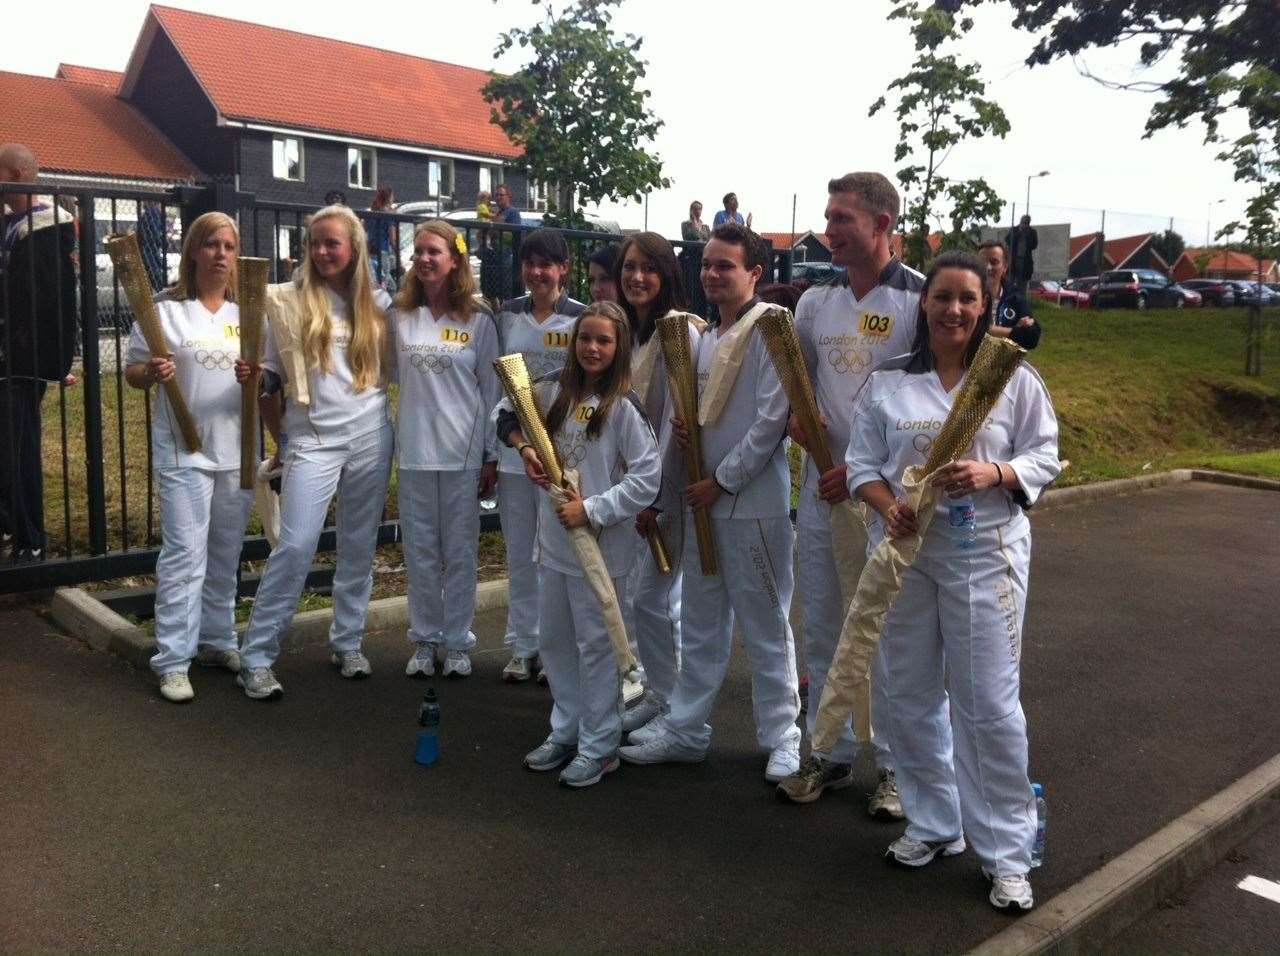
[978, 240, 1041, 351]
[1004, 215, 1038, 291]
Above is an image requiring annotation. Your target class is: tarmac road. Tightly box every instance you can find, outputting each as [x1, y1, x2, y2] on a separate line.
[2, 482, 1279, 953]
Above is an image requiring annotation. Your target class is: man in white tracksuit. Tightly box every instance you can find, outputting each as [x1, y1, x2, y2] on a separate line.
[620, 223, 802, 783]
[495, 288, 585, 681]
[780, 172, 933, 814]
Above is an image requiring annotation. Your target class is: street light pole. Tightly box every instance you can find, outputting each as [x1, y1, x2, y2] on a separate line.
[1025, 170, 1049, 217]
[1205, 198, 1225, 247]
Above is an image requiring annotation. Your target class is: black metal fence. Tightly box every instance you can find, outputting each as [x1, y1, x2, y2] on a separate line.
[1, 180, 790, 595]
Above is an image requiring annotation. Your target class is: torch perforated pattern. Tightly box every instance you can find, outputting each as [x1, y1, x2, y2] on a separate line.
[922, 335, 1026, 473]
[237, 257, 270, 488]
[494, 354, 564, 488]
[756, 306, 836, 473]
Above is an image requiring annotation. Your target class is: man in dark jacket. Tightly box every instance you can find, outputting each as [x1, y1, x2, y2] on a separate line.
[1, 143, 78, 563]
[1004, 215, 1038, 292]
[978, 240, 1041, 351]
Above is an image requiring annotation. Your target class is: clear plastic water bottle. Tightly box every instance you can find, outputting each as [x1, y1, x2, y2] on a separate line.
[1031, 782, 1047, 867]
[949, 495, 977, 550]
[415, 688, 441, 766]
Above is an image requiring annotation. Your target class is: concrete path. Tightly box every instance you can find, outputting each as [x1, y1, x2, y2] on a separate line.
[2, 482, 1278, 953]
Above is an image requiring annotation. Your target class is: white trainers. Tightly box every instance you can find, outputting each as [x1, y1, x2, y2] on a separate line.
[618, 730, 705, 767]
[405, 643, 437, 677]
[765, 741, 801, 783]
[621, 691, 666, 733]
[194, 647, 241, 673]
[524, 739, 575, 772]
[559, 753, 620, 788]
[331, 650, 372, 679]
[869, 768, 906, 820]
[502, 655, 535, 683]
[626, 715, 668, 745]
[442, 649, 472, 678]
[237, 666, 283, 701]
[885, 835, 966, 868]
[621, 672, 645, 705]
[158, 672, 194, 703]
[988, 872, 1034, 912]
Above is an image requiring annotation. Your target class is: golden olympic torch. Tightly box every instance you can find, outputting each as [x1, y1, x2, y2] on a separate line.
[656, 313, 717, 575]
[812, 335, 1026, 749]
[104, 233, 201, 453]
[756, 307, 834, 473]
[493, 354, 640, 676]
[237, 258, 270, 489]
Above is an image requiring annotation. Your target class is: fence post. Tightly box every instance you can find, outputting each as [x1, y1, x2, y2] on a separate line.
[77, 193, 108, 555]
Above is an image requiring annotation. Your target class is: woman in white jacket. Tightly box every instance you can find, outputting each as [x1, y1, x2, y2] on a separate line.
[846, 251, 1060, 913]
[125, 212, 251, 702]
[392, 220, 499, 679]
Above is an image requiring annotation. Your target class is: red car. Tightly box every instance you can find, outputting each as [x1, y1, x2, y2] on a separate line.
[1029, 279, 1090, 308]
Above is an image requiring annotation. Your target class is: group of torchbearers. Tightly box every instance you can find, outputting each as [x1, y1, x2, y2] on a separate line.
[114, 170, 1058, 916]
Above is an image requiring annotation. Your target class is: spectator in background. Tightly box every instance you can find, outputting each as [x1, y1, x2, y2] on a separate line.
[978, 240, 1041, 351]
[493, 184, 523, 227]
[713, 192, 752, 230]
[324, 189, 348, 207]
[0, 143, 78, 565]
[366, 185, 395, 289]
[588, 244, 620, 302]
[1005, 215, 1038, 292]
[681, 201, 711, 242]
[475, 190, 494, 222]
[140, 200, 168, 290]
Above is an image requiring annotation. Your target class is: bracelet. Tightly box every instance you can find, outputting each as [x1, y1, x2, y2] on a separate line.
[992, 462, 1002, 488]
[517, 443, 532, 455]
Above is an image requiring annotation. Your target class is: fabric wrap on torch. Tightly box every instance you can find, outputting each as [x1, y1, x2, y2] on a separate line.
[811, 335, 1027, 750]
[492, 353, 640, 677]
[237, 257, 269, 489]
[104, 233, 202, 453]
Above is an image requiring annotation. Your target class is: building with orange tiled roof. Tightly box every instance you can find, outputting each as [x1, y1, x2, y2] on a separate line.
[757, 230, 831, 262]
[54, 64, 124, 91]
[1170, 249, 1280, 283]
[1065, 232, 1169, 279]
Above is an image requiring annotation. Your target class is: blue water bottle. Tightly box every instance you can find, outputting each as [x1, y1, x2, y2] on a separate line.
[1031, 782, 1047, 867]
[949, 495, 977, 550]
[415, 688, 441, 766]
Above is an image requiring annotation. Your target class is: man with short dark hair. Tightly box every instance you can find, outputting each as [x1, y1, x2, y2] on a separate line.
[1005, 215, 1038, 292]
[493, 184, 523, 227]
[713, 192, 751, 229]
[1, 143, 78, 564]
[620, 222, 802, 783]
[978, 240, 1041, 350]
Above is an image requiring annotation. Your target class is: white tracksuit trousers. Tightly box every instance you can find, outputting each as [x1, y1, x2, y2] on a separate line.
[240, 423, 393, 670]
[497, 472, 539, 659]
[879, 534, 1036, 877]
[797, 490, 898, 768]
[399, 468, 481, 652]
[665, 516, 802, 754]
[624, 511, 683, 705]
[538, 566, 626, 760]
[150, 468, 254, 675]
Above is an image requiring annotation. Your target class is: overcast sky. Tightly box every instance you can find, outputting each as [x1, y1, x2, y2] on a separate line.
[7, 0, 1255, 246]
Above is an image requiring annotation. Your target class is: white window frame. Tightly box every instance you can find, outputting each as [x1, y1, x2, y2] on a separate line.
[347, 145, 376, 190]
[272, 136, 304, 181]
[428, 157, 455, 203]
[528, 177, 551, 212]
[478, 164, 504, 198]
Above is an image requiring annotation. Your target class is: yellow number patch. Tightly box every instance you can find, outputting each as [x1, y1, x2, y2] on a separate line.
[442, 328, 471, 344]
[575, 404, 595, 423]
[224, 324, 241, 339]
[858, 312, 894, 337]
[544, 331, 571, 348]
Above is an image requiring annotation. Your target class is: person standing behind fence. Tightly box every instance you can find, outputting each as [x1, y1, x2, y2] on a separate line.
[366, 185, 395, 290]
[233, 204, 393, 701]
[393, 220, 500, 680]
[681, 201, 711, 243]
[494, 229, 585, 684]
[124, 212, 252, 703]
[1005, 215, 1038, 293]
[0, 143, 77, 566]
[713, 192, 751, 230]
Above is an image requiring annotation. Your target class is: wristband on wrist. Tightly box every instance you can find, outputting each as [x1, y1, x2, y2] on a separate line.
[517, 443, 532, 456]
[992, 462, 1002, 488]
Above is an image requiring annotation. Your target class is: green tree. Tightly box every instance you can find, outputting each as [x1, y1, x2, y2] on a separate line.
[482, 0, 669, 226]
[870, 2, 1010, 267]
[1151, 228, 1186, 265]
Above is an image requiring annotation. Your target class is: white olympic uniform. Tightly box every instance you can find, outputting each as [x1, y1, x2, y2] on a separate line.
[623, 314, 701, 706]
[664, 303, 802, 755]
[392, 301, 500, 653]
[494, 292, 585, 659]
[240, 287, 394, 670]
[846, 357, 1060, 876]
[497, 381, 660, 759]
[795, 260, 922, 765]
[127, 295, 254, 675]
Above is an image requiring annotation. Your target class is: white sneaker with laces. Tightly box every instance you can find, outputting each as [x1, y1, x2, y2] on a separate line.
[237, 666, 283, 700]
[158, 672, 194, 703]
[194, 647, 241, 673]
[524, 739, 576, 772]
[618, 731, 705, 766]
[559, 753, 620, 788]
[442, 649, 472, 678]
[885, 835, 966, 867]
[626, 715, 668, 745]
[405, 643, 436, 677]
[621, 691, 666, 733]
[988, 873, 1034, 912]
[868, 768, 906, 820]
[765, 741, 801, 783]
[331, 650, 372, 679]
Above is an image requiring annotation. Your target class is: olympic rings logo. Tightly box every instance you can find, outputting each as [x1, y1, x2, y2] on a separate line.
[912, 434, 934, 455]
[558, 435, 588, 469]
[410, 352, 454, 374]
[194, 349, 235, 370]
[827, 348, 871, 374]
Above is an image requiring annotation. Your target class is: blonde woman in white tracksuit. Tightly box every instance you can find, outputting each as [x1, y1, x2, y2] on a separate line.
[848, 252, 1059, 913]
[494, 228, 585, 683]
[392, 220, 500, 680]
[496, 301, 660, 788]
[233, 204, 393, 700]
[125, 212, 252, 703]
